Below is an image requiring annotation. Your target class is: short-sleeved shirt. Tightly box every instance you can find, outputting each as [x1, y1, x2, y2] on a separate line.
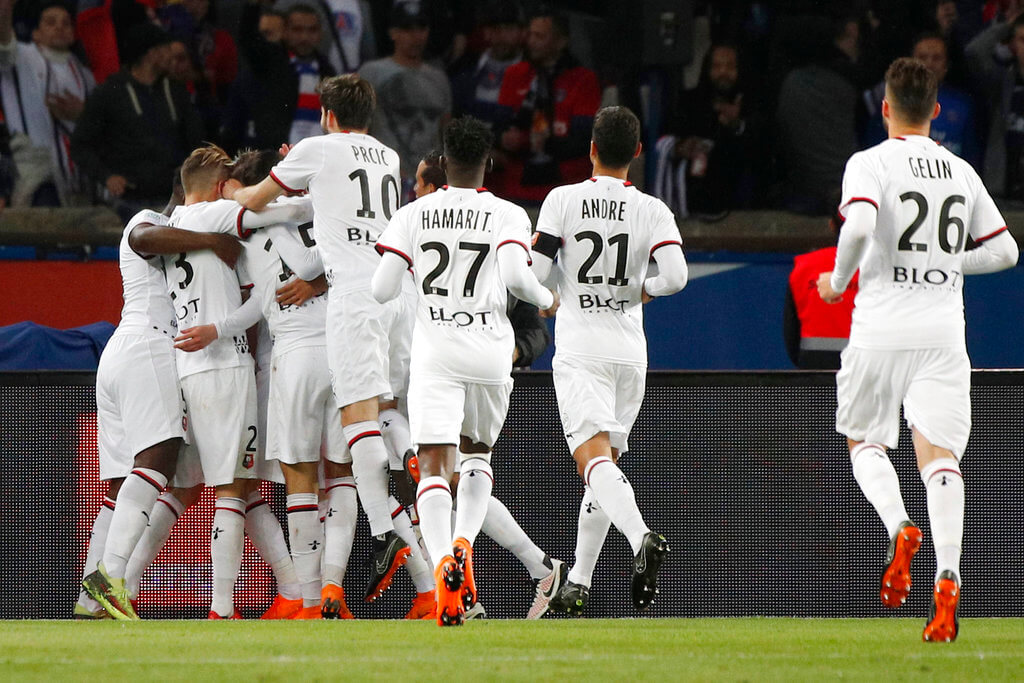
[116, 209, 178, 338]
[838, 135, 1007, 350]
[535, 176, 683, 367]
[376, 186, 531, 384]
[165, 200, 255, 378]
[243, 221, 326, 356]
[269, 132, 401, 296]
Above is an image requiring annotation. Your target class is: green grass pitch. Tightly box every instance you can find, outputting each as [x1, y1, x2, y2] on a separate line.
[1, 618, 1022, 681]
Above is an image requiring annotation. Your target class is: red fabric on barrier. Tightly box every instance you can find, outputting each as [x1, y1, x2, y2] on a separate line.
[0, 262, 123, 327]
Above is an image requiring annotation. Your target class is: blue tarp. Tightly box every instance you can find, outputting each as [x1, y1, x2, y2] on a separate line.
[0, 321, 115, 370]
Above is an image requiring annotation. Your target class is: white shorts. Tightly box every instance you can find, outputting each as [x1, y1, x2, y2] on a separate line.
[327, 289, 411, 408]
[268, 345, 350, 465]
[95, 333, 186, 481]
[408, 373, 513, 449]
[255, 363, 284, 484]
[552, 355, 646, 454]
[836, 346, 971, 458]
[175, 366, 259, 487]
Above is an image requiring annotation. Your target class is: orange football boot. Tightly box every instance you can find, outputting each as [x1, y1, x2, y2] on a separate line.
[261, 594, 303, 620]
[453, 537, 477, 611]
[880, 522, 922, 608]
[405, 591, 436, 619]
[434, 555, 464, 627]
[321, 583, 355, 619]
[208, 608, 242, 619]
[289, 605, 323, 620]
[923, 571, 960, 642]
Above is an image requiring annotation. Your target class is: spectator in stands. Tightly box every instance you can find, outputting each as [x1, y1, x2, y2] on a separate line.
[277, 0, 376, 73]
[491, 6, 600, 204]
[863, 34, 978, 167]
[359, 1, 451, 196]
[932, 0, 971, 88]
[71, 23, 203, 220]
[223, 2, 334, 152]
[966, 9, 1024, 197]
[670, 43, 763, 217]
[450, 1, 524, 126]
[0, 0, 96, 206]
[160, 0, 238, 103]
[258, 7, 284, 44]
[775, 14, 864, 215]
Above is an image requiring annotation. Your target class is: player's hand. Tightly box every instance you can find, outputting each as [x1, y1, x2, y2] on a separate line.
[817, 271, 843, 304]
[539, 290, 559, 318]
[46, 93, 84, 121]
[209, 234, 242, 268]
[276, 277, 316, 306]
[174, 324, 218, 352]
[106, 174, 128, 197]
[279, 143, 293, 157]
[641, 285, 654, 304]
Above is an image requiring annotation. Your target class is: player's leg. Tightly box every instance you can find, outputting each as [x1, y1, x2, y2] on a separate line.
[125, 485, 201, 602]
[321, 459, 357, 619]
[387, 494, 437, 618]
[75, 482, 119, 619]
[906, 348, 970, 642]
[550, 484, 610, 616]
[837, 348, 920, 609]
[418, 442, 462, 625]
[242, 480, 302, 618]
[480, 495, 566, 619]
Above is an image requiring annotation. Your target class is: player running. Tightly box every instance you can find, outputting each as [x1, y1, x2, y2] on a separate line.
[372, 116, 559, 626]
[531, 106, 689, 615]
[79, 207, 241, 620]
[231, 75, 412, 601]
[816, 58, 1017, 642]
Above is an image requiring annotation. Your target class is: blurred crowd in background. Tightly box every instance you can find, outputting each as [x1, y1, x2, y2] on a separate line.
[2, 0, 1024, 222]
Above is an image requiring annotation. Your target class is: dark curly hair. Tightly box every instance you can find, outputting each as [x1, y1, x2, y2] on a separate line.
[592, 106, 640, 169]
[442, 116, 493, 169]
[231, 149, 281, 186]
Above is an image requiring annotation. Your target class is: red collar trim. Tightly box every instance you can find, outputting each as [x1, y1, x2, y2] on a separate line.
[476, 187, 489, 193]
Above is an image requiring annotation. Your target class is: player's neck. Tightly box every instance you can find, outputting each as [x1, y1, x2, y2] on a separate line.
[887, 120, 931, 139]
[326, 124, 367, 135]
[591, 164, 630, 181]
[446, 172, 485, 189]
[184, 190, 218, 205]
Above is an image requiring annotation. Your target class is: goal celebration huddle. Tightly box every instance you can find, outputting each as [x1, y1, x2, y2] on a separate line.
[78, 59, 1015, 639]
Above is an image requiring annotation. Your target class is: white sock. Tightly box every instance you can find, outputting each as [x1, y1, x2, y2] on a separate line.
[210, 497, 246, 617]
[416, 476, 454, 571]
[482, 496, 549, 579]
[379, 408, 412, 470]
[453, 456, 493, 546]
[103, 468, 167, 578]
[245, 492, 300, 601]
[408, 504, 431, 567]
[921, 458, 964, 583]
[567, 487, 612, 587]
[345, 421, 393, 536]
[583, 457, 648, 555]
[390, 495, 434, 593]
[77, 498, 115, 610]
[851, 443, 910, 538]
[322, 477, 358, 587]
[125, 491, 184, 599]
[286, 493, 323, 607]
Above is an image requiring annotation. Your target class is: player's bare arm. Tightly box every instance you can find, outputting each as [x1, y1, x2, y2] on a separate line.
[129, 223, 242, 268]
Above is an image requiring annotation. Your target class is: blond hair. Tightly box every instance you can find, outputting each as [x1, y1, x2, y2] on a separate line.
[180, 144, 232, 195]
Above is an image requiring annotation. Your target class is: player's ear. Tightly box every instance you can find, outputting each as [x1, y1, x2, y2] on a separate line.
[931, 101, 941, 121]
[440, 155, 448, 173]
[486, 156, 494, 173]
[634, 141, 643, 159]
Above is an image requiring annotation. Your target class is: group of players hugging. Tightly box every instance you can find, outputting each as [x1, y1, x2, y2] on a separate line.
[76, 55, 1016, 639]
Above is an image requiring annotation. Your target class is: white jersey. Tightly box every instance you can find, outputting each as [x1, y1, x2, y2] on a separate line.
[244, 221, 327, 356]
[269, 131, 401, 296]
[115, 209, 178, 339]
[377, 186, 532, 384]
[839, 135, 1007, 350]
[165, 200, 255, 378]
[536, 176, 682, 367]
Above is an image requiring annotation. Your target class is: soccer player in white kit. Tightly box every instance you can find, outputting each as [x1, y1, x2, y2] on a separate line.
[530, 106, 689, 615]
[231, 74, 413, 602]
[372, 116, 559, 626]
[80, 209, 242, 620]
[817, 58, 1017, 643]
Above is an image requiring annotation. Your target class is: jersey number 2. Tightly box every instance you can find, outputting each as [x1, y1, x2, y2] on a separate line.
[421, 242, 490, 297]
[576, 232, 630, 285]
[898, 193, 967, 254]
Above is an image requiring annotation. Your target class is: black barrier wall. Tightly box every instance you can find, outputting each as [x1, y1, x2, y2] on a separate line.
[1, 371, 1022, 619]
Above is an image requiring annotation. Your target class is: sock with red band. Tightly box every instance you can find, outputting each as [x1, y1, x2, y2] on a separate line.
[416, 476, 454, 571]
[103, 468, 167, 578]
[851, 443, 910, 538]
[453, 456, 493, 546]
[77, 498, 115, 611]
[211, 496, 246, 617]
[286, 493, 322, 607]
[345, 421, 393, 536]
[389, 495, 434, 593]
[125, 491, 184, 600]
[583, 456, 648, 555]
[245, 492, 300, 601]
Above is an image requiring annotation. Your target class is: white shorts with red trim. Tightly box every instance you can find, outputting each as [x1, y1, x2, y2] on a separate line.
[173, 366, 259, 488]
[836, 346, 971, 458]
[552, 354, 645, 455]
[96, 333, 186, 481]
[408, 373, 513, 448]
[268, 345, 350, 465]
[255, 361, 284, 483]
[326, 288, 411, 408]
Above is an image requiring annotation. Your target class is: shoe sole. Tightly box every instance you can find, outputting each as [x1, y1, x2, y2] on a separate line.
[365, 546, 412, 602]
[880, 526, 922, 608]
[632, 534, 670, 610]
[923, 579, 960, 642]
[436, 558, 465, 627]
[453, 540, 476, 612]
[320, 598, 354, 619]
[527, 560, 566, 620]
[81, 571, 136, 621]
